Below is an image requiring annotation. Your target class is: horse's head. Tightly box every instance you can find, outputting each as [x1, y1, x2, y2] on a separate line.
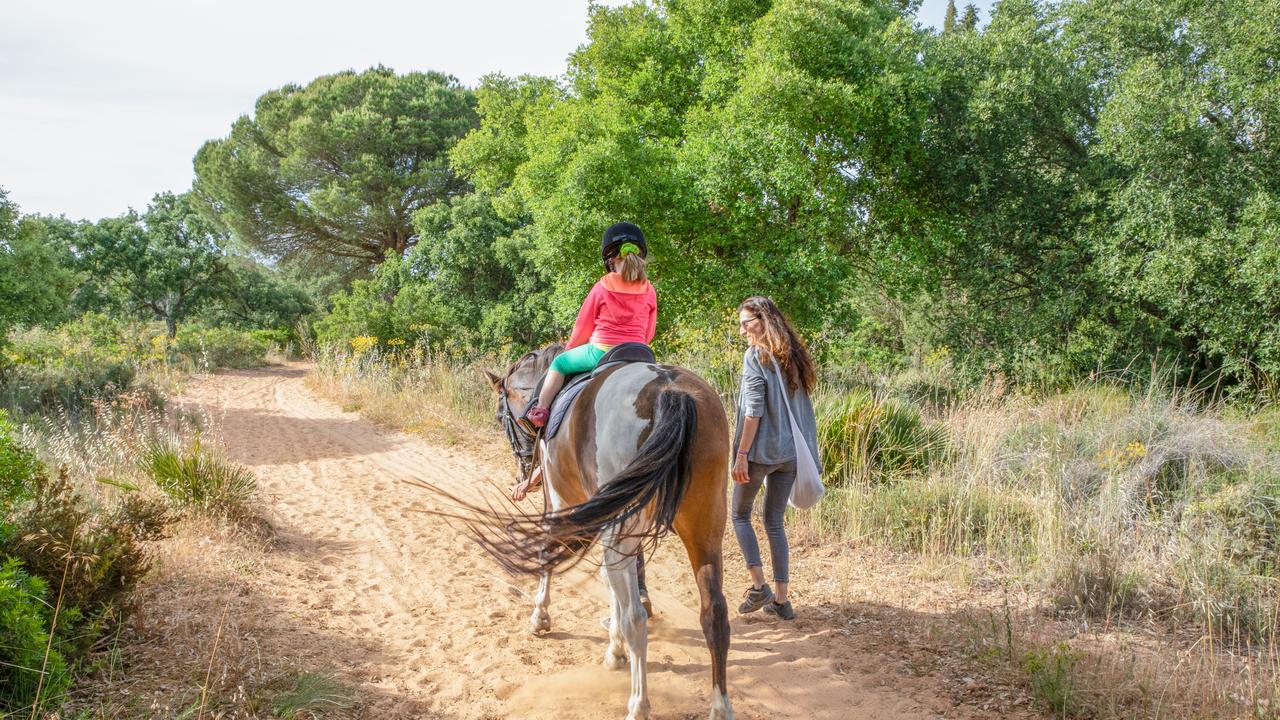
[484, 343, 564, 477]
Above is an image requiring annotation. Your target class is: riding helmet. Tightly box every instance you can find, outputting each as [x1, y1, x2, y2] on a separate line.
[601, 221, 647, 270]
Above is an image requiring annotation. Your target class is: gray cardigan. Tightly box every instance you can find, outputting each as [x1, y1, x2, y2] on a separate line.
[733, 346, 822, 472]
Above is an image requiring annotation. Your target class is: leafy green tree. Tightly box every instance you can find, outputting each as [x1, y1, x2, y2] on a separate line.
[313, 252, 423, 346]
[1062, 0, 1280, 382]
[0, 190, 79, 337]
[876, 0, 1103, 377]
[409, 192, 549, 348]
[194, 67, 478, 272]
[81, 193, 227, 338]
[309, 0, 1279, 389]
[200, 257, 315, 331]
[944, 0, 957, 31]
[451, 0, 923, 340]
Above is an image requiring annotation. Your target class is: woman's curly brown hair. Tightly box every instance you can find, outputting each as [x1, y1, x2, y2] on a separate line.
[738, 296, 816, 394]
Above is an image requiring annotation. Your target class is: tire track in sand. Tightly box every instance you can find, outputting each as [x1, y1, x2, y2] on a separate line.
[175, 364, 1035, 720]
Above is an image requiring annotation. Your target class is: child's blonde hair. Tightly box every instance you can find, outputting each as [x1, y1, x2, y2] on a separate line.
[616, 252, 648, 283]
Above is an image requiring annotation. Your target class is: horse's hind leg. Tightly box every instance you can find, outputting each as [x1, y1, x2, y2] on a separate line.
[688, 546, 733, 720]
[601, 531, 650, 720]
[601, 567, 628, 671]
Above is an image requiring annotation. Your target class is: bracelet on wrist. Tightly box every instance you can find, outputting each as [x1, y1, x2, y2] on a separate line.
[737, 450, 749, 456]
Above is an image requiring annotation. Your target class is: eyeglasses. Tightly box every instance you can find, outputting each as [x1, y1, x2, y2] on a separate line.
[738, 316, 760, 329]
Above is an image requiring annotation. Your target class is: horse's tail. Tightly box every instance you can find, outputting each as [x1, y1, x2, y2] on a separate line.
[442, 389, 698, 576]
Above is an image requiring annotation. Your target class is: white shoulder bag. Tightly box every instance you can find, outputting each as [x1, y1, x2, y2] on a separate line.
[769, 358, 825, 510]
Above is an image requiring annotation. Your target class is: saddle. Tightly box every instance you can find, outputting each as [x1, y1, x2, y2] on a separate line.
[538, 342, 657, 440]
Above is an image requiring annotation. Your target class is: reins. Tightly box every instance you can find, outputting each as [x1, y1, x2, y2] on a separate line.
[498, 388, 537, 481]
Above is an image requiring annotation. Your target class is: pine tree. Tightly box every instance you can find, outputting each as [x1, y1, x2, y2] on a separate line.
[961, 3, 979, 30]
[943, 0, 957, 33]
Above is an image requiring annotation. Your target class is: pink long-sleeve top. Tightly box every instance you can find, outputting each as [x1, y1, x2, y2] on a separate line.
[566, 273, 658, 349]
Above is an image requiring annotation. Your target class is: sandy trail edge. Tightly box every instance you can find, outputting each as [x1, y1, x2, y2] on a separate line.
[173, 364, 1035, 720]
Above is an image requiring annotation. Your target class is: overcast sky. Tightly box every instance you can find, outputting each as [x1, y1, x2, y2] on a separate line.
[0, 0, 992, 222]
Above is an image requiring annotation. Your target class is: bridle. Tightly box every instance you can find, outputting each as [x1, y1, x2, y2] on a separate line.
[497, 384, 537, 481]
[495, 349, 545, 482]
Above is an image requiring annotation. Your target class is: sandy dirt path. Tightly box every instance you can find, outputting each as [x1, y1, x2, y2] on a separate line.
[173, 365, 1034, 719]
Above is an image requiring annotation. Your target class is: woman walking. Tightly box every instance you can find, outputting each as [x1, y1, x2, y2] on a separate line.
[731, 296, 820, 620]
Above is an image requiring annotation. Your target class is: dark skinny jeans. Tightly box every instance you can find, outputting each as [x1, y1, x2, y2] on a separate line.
[731, 460, 796, 584]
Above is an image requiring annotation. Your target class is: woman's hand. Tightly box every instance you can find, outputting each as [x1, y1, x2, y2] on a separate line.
[732, 454, 750, 484]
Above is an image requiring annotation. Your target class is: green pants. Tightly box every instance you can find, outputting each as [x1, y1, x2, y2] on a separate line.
[551, 343, 607, 376]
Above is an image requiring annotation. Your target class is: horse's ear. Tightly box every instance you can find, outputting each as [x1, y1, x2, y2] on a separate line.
[483, 370, 504, 394]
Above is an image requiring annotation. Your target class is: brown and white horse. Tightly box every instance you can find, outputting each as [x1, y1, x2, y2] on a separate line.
[475, 347, 735, 720]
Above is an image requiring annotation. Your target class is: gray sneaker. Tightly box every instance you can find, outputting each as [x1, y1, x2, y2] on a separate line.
[763, 600, 796, 620]
[738, 583, 774, 614]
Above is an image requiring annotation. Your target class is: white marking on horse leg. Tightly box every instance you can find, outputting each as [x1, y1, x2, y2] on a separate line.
[529, 571, 551, 635]
[601, 532, 627, 670]
[709, 688, 734, 720]
[531, 438, 558, 636]
[603, 534, 649, 720]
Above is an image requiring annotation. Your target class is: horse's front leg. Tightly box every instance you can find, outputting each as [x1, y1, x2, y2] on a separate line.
[530, 449, 556, 636]
[529, 568, 552, 635]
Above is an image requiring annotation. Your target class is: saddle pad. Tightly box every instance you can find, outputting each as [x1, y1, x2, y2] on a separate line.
[545, 371, 598, 439]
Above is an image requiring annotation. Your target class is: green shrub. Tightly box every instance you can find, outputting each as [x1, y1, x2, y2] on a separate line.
[816, 389, 950, 484]
[142, 436, 256, 516]
[5, 468, 168, 652]
[4, 409, 169, 654]
[0, 409, 40, 542]
[1174, 478, 1280, 644]
[174, 326, 271, 370]
[1183, 475, 1280, 575]
[0, 558, 71, 716]
[1, 325, 138, 415]
[1022, 642, 1082, 718]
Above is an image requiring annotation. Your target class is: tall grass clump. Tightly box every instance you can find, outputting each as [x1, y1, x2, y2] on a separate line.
[261, 671, 356, 718]
[815, 388, 950, 485]
[142, 435, 256, 517]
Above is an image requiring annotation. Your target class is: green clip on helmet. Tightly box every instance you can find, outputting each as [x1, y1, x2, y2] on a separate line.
[601, 222, 647, 271]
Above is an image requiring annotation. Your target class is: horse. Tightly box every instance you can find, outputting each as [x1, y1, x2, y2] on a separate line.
[472, 345, 735, 720]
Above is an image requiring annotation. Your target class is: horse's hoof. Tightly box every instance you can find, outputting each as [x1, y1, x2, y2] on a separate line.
[626, 699, 652, 720]
[603, 648, 627, 671]
[529, 613, 551, 635]
[709, 690, 734, 720]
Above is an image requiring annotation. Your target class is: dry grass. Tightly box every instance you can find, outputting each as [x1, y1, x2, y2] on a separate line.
[305, 345, 497, 447]
[57, 475, 360, 719]
[803, 379, 1280, 718]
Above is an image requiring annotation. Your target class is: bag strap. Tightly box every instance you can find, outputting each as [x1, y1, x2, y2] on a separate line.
[768, 356, 800, 427]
